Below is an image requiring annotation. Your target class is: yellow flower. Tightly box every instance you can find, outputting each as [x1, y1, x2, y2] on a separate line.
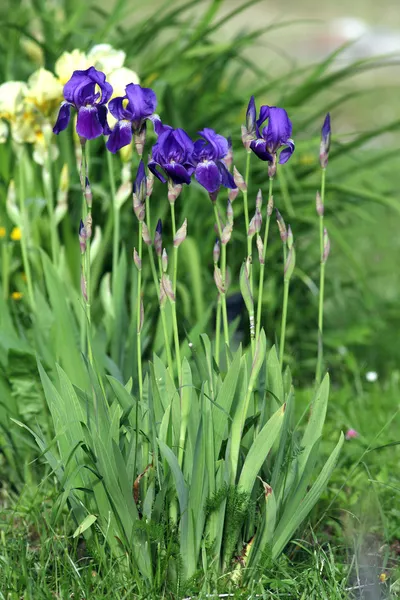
[88, 44, 125, 75]
[0, 81, 27, 120]
[379, 573, 387, 583]
[10, 227, 22, 241]
[11, 291, 23, 301]
[55, 50, 91, 85]
[25, 68, 63, 114]
[108, 67, 140, 99]
[0, 226, 6, 238]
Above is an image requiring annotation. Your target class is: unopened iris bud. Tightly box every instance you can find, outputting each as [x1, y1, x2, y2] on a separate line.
[133, 247, 142, 271]
[322, 227, 330, 263]
[79, 219, 87, 254]
[320, 113, 331, 169]
[256, 189, 263, 211]
[241, 96, 257, 151]
[221, 224, 233, 245]
[276, 209, 287, 243]
[142, 222, 151, 246]
[267, 195, 274, 217]
[168, 180, 182, 204]
[287, 225, 293, 250]
[223, 137, 233, 171]
[133, 160, 146, 222]
[213, 239, 220, 263]
[228, 187, 239, 203]
[174, 218, 187, 247]
[268, 154, 277, 179]
[154, 219, 162, 257]
[240, 257, 254, 314]
[161, 273, 175, 303]
[233, 166, 247, 192]
[227, 200, 233, 225]
[256, 234, 264, 265]
[162, 248, 168, 272]
[85, 213, 92, 240]
[316, 190, 324, 216]
[147, 167, 154, 198]
[134, 122, 147, 157]
[284, 245, 296, 281]
[254, 208, 262, 233]
[159, 279, 167, 307]
[209, 190, 219, 203]
[214, 265, 225, 295]
[84, 176, 92, 208]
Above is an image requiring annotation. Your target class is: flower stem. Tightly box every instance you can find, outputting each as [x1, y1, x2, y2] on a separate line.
[316, 168, 326, 384]
[243, 151, 251, 259]
[215, 294, 222, 364]
[255, 177, 273, 344]
[170, 202, 178, 294]
[80, 145, 93, 366]
[279, 279, 290, 369]
[107, 151, 119, 289]
[213, 204, 230, 355]
[137, 222, 143, 402]
[18, 152, 35, 309]
[2, 242, 10, 301]
[171, 300, 182, 386]
[43, 145, 58, 263]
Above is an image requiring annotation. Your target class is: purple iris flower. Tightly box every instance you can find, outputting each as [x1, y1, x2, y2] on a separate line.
[106, 83, 157, 154]
[148, 127, 195, 185]
[192, 128, 235, 194]
[53, 67, 112, 140]
[250, 105, 295, 165]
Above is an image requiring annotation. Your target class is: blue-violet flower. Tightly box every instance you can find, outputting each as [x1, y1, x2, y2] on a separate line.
[106, 83, 157, 154]
[148, 127, 194, 185]
[53, 67, 112, 140]
[192, 128, 235, 195]
[250, 105, 295, 168]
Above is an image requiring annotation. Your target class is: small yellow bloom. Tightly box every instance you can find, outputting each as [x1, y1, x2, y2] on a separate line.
[379, 573, 387, 583]
[55, 50, 90, 85]
[10, 227, 22, 241]
[0, 226, 6, 238]
[11, 291, 23, 301]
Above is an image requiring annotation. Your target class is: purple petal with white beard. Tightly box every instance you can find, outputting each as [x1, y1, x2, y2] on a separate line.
[250, 138, 274, 162]
[76, 106, 103, 140]
[106, 120, 132, 153]
[279, 139, 295, 164]
[195, 160, 221, 193]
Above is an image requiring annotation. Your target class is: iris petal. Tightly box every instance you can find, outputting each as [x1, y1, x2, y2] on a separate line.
[148, 160, 167, 183]
[250, 139, 274, 162]
[164, 162, 192, 185]
[195, 160, 221, 193]
[76, 106, 104, 140]
[106, 120, 133, 153]
[217, 161, 236, 189]
[53, 102, 71, 134]
[278, 139, 295, 164]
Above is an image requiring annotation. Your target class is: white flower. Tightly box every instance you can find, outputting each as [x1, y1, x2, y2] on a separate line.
[108, 67, 140, 98]
[55, 50, 90, 85]
[365, 371, 378, 383]
[88, 44, 126, 75]
[0, 120, 8, 143]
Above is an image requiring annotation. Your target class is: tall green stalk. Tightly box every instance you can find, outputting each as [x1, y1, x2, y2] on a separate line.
[43, 143, 59, 263]
[17, 151, 35, 309]
[316, 168, 327, 384]
[80, 144, 93, 366]
[213, 204, 230, 353]
[2, 241, 10, 301]
[255, 177, 273, 344]
[136, 222, 143, 402]
[279, 279, 289, 369]
[243, 152, 252, 260]
[170, 202, 178, 294]
[107, 151, 119, 290]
